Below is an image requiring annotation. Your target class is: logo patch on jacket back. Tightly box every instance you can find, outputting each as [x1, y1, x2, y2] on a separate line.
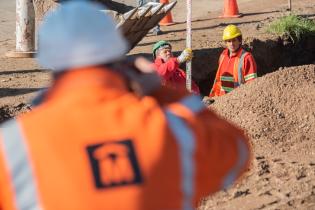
[86, 140, 143, 189]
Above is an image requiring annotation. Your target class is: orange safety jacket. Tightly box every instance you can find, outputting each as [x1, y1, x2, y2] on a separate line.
[209, 48, 257, 97]
[0, 66, 251, 210]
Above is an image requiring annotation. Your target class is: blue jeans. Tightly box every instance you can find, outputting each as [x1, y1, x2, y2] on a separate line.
[137, 0, 159, 7]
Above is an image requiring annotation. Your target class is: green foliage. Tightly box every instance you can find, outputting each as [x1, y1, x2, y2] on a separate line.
[267, 14, 315, 43]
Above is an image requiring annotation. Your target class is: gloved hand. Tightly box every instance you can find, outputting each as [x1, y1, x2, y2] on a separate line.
[177, 48, 193, 63]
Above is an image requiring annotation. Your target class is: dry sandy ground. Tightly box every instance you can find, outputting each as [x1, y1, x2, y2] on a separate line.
[201, 64, 315, 210]
[0, 0, 315, 209]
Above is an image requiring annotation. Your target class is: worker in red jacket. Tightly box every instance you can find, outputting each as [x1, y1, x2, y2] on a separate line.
[209, 25, 257, 97]
[153, 41, 200, 94]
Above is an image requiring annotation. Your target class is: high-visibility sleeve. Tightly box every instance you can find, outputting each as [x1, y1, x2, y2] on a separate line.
[164, 92, 251, 200]
[243, 53, 257, 82]
[0, 136, 19, 210]
[191, 109, 251, 201]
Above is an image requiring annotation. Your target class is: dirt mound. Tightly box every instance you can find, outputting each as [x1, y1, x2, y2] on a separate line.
[211, 64, 315, 154]
[200, 64, 315, 209]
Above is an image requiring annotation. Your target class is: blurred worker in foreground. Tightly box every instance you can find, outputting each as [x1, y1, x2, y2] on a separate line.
[153, 40, 200, 94]
[0, 1, 251, 210]
[209, 25, 257, 97]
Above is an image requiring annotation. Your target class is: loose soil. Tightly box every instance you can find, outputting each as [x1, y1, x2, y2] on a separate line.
[0, 0, 315, 209]
[200, 64, 315, 210]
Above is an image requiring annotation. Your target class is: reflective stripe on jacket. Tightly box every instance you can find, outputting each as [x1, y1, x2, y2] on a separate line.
[209, 48, 257, 97]
[0, 67, 250, 210]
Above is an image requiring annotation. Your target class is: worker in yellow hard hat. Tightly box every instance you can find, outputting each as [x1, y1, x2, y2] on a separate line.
[208, 24, 257, 98]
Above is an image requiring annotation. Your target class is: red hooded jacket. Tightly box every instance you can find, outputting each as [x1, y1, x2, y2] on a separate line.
[154, 57, 200, 94]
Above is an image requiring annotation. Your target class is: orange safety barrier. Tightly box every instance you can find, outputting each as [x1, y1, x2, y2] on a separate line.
[159, 0, 175, 26]
[220, 0, 242, 18]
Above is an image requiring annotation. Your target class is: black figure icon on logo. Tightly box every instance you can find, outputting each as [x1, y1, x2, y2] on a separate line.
[86, 140, 143, 189]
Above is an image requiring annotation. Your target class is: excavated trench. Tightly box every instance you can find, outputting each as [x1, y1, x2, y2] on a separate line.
[0, 33, 314, 123]
[193, 34, 315, 96]
[31, 0, 315, 97]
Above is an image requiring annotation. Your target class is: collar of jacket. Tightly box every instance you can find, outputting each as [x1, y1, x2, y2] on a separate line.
[154, 57, 177, 64]
[223, 47, 243, 58]
[43, 66, 129, 103]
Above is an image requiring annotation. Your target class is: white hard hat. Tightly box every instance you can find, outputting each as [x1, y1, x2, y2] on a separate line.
[37, 0, 128, 71]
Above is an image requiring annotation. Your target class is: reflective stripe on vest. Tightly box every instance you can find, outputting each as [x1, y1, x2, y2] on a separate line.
[244, 72, 257, 81]
[179, 94, 205, 114]
[213, 49, 248, 96]
[235, 49, 247, 87]
[165, 95, 205, 210]
[0, 120, 42, 210]
[221, 137, 249, 189]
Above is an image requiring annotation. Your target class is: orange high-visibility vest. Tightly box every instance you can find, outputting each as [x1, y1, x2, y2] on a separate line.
[210, 48, 257, 97]
[0, 66, 251, 210]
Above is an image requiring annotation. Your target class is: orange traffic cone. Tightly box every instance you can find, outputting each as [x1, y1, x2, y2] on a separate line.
[159, 0, 175, 26]
[220, 0, 242, 18]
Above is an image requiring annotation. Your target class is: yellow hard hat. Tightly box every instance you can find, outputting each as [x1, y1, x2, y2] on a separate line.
[222, 25, 242, 41]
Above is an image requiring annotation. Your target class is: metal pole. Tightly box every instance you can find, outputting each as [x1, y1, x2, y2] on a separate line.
[186, 0, 192, 92]
[288, 0, 292, 11]
[6, 0, 36, 58]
